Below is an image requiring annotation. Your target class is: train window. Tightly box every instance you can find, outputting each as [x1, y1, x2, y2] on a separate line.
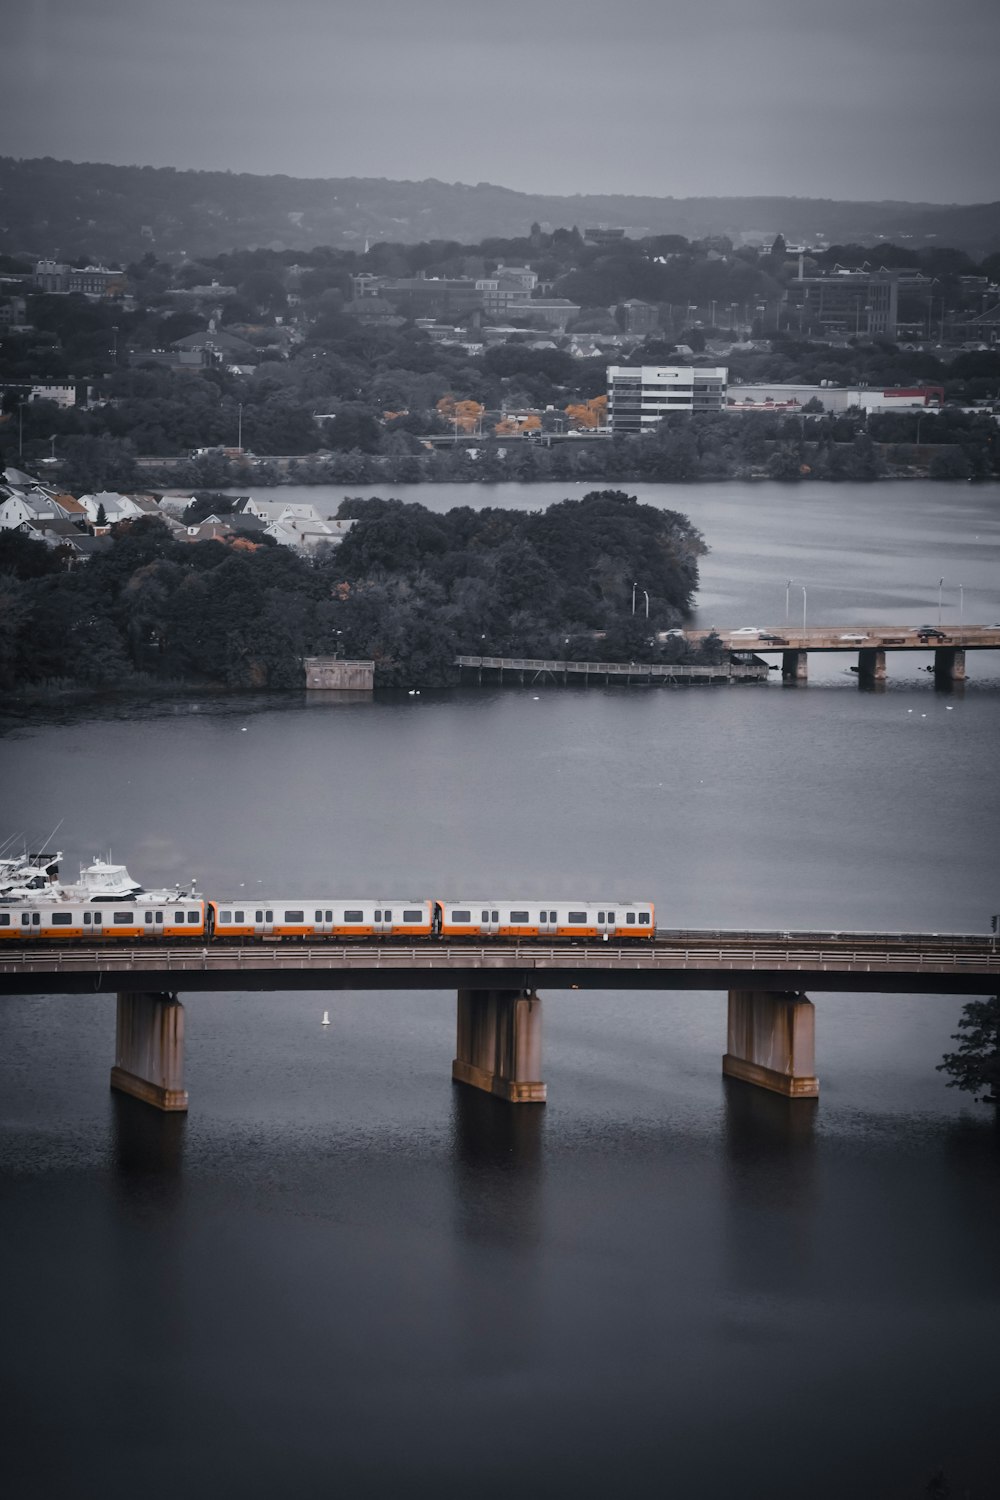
[21, 913, 30, 925]
[608, 911, 615, 923]
[32, 913, 40, 926]
[482, 910, 490, 922]
[549, 911, 556, 923]
[344, 910, 364, 923]
[325, 910, 332, 922]
[145, 912, 153, 923]
[284, 910, 304, 923]
[256, 911, 263, 922]
[375, 910, 381, 921]
[93, 912, 102, 924]
[221, 911, 232, 923]
[598, 911, 606, 923]
[155, 912, 164, 924]
[188, 911, 199, 924]
[568, 911, 587, 924]
[403, 909, 423, 923]
[315, 910, 323, 922]
[627, 912, 636, 925]
[451, 910, 471, 923]
[639, 912, 650, 925]
[265, 911, 273, 922]
[234, 910, 244, 923]
[493, 911, 499, 923]
[510, 910, 529, 923]
[52, 912, 72, 925]
[113, 912, 133, 924]
[175, 911, 185, 924]
[0, 913, 8, 926]
[384, 910, 392, 920]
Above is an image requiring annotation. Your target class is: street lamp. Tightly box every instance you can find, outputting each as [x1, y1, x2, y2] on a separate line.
[959, 584, 964, 621]
[785, 578, 793, 622]
[801, 584, 807, 630]
[237, 402, 243, 452]
[938, 576, 944, 626]
[631, 583, 649, 618]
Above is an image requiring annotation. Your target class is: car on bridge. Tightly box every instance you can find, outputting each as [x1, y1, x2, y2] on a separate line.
[917, 626, 947, 641]
[839, 633, 870, 641]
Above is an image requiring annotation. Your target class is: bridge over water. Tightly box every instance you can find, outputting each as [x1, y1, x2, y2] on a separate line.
[3, 930, 996, 1114]
[458, 627, 1000, 688]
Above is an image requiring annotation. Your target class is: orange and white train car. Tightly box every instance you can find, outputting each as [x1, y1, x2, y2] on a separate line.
[209, 899, 435, 940]
[0, 901, 206, 941]
[436, 900, 655, 940]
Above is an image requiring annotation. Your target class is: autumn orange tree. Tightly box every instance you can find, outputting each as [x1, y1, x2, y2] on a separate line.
[436, 395, 485, 433]
[564, 395, 607, 430]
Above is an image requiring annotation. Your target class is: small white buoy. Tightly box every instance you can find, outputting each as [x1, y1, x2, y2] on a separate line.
[241, 726, 248, 732]
[322, 1010, 330, 1026]
[947, 706, 953, 710]
[532, 695, 539, 700]
[408, 689, 416, 695]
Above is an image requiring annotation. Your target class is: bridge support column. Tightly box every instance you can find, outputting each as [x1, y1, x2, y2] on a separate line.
[857, 647, 886, 685]
[723, 989, 818, 1098]
[453, 989, 546, 1103]
[781, 650, 808, 682]
[111, 991, 188, 1112]
[934, 647, 965, 683]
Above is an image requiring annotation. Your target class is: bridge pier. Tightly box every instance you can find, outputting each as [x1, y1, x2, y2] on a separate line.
[453, 988, 546, 1103]
[781, 650, 808, 682]
[110, 991, 188, 1112]
[934, 647, 965, 684]
[857, 647, 886, 685]
[723, 989, 818, 1098]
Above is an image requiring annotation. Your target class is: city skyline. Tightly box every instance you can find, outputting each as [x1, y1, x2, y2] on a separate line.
[4, 0, 999, 206]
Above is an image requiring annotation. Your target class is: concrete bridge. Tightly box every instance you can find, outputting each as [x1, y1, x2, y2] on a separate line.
[691, 624, 1000, 684]
[3, 930, 996, 1113]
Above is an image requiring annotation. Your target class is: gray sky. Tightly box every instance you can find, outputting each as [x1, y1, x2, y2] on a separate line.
[5, 0, 999, 203]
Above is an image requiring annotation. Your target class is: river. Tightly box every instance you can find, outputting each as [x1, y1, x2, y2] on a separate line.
[2, 479, 999, 1498]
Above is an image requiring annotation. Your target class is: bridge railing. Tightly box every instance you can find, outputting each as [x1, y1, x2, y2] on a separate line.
[2, 942, 998, 974]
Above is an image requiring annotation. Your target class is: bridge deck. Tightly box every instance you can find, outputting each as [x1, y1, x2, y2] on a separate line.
[2, 933, 996, 996]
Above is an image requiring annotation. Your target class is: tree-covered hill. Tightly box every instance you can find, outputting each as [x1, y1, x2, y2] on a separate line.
[0, 492, 710, 696]
[4, 156, 999, 262]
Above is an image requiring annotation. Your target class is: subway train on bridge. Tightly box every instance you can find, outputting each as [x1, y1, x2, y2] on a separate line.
[0, 897, 656, 944]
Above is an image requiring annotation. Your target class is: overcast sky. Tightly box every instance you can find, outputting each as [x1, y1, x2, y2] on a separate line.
[4, 0, 999, 204]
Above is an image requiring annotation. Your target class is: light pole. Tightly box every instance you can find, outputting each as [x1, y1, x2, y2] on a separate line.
[631, 583, 649, 618]
[18, 401, 26, 458]
[938, 576, 944, 626]
[237, 402, 243, 452]
[785, 578, 792, 622]
[959, 584, 964, 621]
[801, 584, 807, 630]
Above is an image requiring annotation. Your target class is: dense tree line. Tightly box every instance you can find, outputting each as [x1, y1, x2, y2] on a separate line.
[0, 491, 717, 696]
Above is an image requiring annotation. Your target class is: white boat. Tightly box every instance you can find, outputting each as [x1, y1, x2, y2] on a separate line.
[0, 849, 191, 905]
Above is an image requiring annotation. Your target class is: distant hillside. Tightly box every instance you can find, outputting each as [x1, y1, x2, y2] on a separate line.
[3, 156, 1000, 262]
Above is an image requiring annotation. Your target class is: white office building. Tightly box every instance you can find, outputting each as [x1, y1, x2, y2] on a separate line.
[607, 365, 728, 433]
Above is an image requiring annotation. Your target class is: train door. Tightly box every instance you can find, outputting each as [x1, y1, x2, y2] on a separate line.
[374, 907, 393, 936]
[254, 907, 274, 936]
[538, 908, 558, 937]
[479, 907, 500, 936]
[313, 907, 334, 935]
[596, 908, 616, 940]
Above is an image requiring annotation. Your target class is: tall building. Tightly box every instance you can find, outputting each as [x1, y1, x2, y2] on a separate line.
[606, 366, 727, 433]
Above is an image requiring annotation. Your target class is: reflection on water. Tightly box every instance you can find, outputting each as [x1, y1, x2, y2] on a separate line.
[450, 1085, 544, 1246]
[111, 1090, 187, 1180]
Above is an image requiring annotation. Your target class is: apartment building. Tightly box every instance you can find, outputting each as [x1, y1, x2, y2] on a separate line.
[607, 366, 728, 433]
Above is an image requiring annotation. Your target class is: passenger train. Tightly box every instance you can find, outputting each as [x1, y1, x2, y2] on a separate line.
[0, 897, 656, 944]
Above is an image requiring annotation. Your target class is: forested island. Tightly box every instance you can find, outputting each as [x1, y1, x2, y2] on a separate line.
[0, 490, 719, 700]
